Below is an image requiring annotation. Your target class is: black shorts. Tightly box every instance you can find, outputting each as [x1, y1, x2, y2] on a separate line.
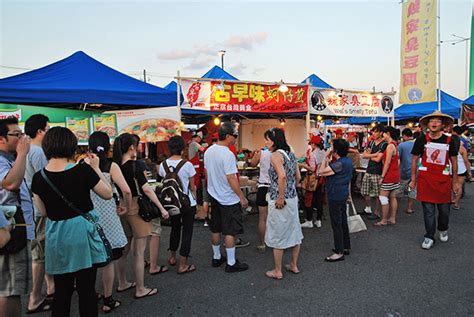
[209, 196, 244, 236]
[256, 186, 269, 207]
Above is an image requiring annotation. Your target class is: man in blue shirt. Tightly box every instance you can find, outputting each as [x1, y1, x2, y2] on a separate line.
[397, 128, 416, 214]
[0, 116, 35, 317]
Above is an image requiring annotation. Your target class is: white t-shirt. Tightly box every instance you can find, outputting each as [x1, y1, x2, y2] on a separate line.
[258, 149, 271, 187]
[158, 159, 197, 207]
[204, 144, 239, 205]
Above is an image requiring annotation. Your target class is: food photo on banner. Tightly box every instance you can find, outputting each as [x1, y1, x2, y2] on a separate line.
[309, 88, 395, 117]
[181, 79, 308, 113]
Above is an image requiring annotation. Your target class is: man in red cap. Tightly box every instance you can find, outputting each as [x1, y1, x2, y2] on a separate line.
[299, 135, 326, 228]
[335, 129, 343, 138]
[409, 111, 459, 250]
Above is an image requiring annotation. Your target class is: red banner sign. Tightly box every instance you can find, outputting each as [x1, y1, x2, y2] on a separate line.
[209, 81, 307, 113]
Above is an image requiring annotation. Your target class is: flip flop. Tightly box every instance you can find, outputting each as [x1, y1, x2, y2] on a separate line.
[177, 264, 196, 275]
[265, 270, 283, 280]
[387, 221, 396, 226]
[116, 282, 136, 293]
[405, 210, 414, 214]
[26, 299, 51, 314]
[373, 221, 388, 226]
[150, 265, 169, 275]
[284, 264, 300, 274]
[134, 288, 158, 300]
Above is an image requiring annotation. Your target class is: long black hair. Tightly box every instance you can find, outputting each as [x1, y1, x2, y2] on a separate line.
[89, 131, 110, 171]
[112, 133, 138, 164]
[264, 128, 290, 153]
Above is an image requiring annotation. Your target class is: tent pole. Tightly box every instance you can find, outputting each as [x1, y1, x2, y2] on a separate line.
[306, 79, 311, 137]
[437, 0, 441, 111]
[177, 70, 182, 134]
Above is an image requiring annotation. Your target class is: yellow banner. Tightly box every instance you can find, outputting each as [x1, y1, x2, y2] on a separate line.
[400, 0, 437, 104]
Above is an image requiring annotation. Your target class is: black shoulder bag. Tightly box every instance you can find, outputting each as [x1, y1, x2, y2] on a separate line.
[0, 151, 27, 255]
[133, 161, 160, 222]
[40, 169, 112, 266]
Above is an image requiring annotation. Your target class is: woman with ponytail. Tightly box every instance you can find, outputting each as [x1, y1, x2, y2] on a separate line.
[88, 132, 131, 313]
[113, 133, 169, 300]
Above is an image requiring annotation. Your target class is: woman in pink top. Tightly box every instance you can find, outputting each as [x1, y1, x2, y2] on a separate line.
[375, 126, 401, 226]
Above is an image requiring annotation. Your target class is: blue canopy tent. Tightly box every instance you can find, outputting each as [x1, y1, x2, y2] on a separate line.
[346, 90, 462, 125]
[0, 51, 176, 108]
[464, 95, 474, 105]
[301, 74, 333, 89]
[164, 81, 178, 91]
[201, 66, 238, 80]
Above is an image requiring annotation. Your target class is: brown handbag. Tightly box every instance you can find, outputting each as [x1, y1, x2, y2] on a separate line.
[302, 172, 319, 192]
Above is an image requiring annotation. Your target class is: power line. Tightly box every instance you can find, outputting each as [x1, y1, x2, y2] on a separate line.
[0, 65, 33, 71]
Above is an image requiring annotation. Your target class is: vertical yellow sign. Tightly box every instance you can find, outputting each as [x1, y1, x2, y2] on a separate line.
[400, 0, 437, 104]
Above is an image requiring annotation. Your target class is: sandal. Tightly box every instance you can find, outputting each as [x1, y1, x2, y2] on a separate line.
[265, 270, 283, 280]
[452, 205, 460, 210]
[373, 221, 388, 226]
[284, 264, 300, 274]
[134, 288, 158, 300]
[150, 265, 169, 275]
[116, 282, 136, 293]
[177, 264, 196, 275]
[102, 296, 121, 314]
[26, 299, 51, 314]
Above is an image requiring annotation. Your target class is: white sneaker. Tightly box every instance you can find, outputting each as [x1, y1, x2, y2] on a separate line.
[421, 238, 434, 250]
[301, 221, 314, 228]
[439, 231, 448, 242]
[314, 220, 322, 228]
[364, 206, 372, 214]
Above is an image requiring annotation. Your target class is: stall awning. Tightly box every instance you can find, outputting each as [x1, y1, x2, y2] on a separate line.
[464, 95, 474, 105]
[0, 51, 176, 107]
[201, 66, 238, 80]
[301, 74, 333, 89]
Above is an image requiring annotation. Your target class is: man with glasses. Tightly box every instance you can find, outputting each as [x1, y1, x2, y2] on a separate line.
[0, 116, 34, 317]
[24, 114, 53, 314]
[409, 111, 459, 250]
[204, 122, 249, 273]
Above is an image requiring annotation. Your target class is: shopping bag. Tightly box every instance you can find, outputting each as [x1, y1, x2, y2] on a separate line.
[346, 200, 367, 233]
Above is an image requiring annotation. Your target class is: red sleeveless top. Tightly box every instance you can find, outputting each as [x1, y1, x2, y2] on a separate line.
[382, 141, 400, 184]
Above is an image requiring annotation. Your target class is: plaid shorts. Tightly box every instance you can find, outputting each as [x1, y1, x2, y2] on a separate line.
[361, 173, 382, 197]
[0, 241, 31, 297]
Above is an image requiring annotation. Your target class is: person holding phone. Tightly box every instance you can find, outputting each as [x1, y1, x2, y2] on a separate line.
[264, 128, 303, 280]
[319, 139, 353, 262]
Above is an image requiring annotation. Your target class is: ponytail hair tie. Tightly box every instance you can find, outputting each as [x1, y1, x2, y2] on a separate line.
[96, 146, 105, 152]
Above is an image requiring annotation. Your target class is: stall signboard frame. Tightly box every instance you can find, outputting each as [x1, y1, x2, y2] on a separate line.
[180, 78, 308, 114]
[309, 88, 396, 117]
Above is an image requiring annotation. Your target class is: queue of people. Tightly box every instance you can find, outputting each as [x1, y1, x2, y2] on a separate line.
[0, 109, 471, 316]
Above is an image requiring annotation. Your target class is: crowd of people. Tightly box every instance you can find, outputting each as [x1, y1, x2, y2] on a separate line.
[0, 110, 471, 316]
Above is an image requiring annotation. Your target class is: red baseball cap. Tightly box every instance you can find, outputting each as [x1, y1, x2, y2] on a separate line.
[335, 129, 343, 135]
[211, 132, 218, 139]
[348, 131, 357, 137]
[310, 135, 323, 145]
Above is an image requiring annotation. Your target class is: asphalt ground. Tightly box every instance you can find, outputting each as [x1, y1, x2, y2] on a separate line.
[23, 183, 474, 316]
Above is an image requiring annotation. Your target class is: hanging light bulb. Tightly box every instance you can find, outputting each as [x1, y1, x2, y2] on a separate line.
[278, 80, 289, 93]
[371, 122, 376, 128]
[317, 115, 323, 121]
[408, 122, 414, 128]
[213, 117, 221, 126]
[279, 118, 286, 126]
[179, 121, 185, 128]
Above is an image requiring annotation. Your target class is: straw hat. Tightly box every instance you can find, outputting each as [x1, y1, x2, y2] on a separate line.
[419, 110, 453, 127]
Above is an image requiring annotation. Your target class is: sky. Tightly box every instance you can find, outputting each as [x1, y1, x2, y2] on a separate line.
[0, 0, 472, 101]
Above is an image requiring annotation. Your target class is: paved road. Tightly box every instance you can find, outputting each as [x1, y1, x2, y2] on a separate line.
[26, 183, 474, 316]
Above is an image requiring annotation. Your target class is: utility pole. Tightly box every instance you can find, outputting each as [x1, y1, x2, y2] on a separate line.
[143, 69, 147, 83]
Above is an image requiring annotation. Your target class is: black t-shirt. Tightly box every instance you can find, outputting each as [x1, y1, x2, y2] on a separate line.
[411, 134, 459, 157]
[31, 163, 100, 221]
[365, 139, 388, 175]
[119, 160, 147, 197]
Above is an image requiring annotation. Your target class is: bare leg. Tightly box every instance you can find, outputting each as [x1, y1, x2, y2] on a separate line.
[407, 197, 415, 213]
[388, 190, 398, 224]
[267, 248, 284, 278]
[133, 237, 157, 297]
[101, 262, 115, 298]
[0, 296, 21, 317]
[211, 232, 221, 246]
[258, 206, 268, 246]
[148, 235, 162, 273]
[116, 238, 133, 291]
[224, 235, 235, 248]
[45, 273, 54, 296]
[289, 244, 301, 272]
[377, 190, 390, 224]
[374, 197, 382, 216]
[453, 176, 465, 208]
[363, 195, 371, 208]
[28, 262, 48, 310]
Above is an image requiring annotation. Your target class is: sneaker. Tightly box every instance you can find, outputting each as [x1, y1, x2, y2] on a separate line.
[203, 221, 209, 227]
[256, 245, 266, 253]
[314, 220, 322, 228]
[212, 256, 227, 267]
[301, 221, 314, 228]
[439, 231, 448, 242]
[235, 238, 250, 248]
[225, 260, 249, 273]
[421, 238, 434, 250]
[364, 206, 372, 214]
